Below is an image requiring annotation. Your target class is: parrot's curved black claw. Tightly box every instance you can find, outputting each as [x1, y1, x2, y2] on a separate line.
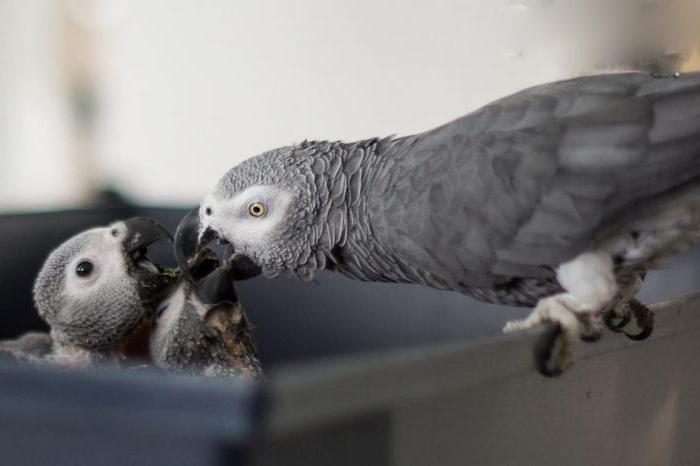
[534, 324, 570, 377]
[603, 299, 654, 341]
[603, 306, 631, 332]
[623, 300, 655, 341]
[625, 324, 654, 341]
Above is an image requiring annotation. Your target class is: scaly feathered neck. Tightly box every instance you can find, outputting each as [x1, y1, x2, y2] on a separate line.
[289, 137, 395, 280]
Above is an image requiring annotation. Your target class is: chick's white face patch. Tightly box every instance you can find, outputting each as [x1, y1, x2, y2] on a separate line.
[201, 185, 293, 249]
[62, 223, 132, 298]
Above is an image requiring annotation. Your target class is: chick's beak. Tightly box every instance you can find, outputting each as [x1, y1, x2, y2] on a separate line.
[122, 217, 178, 304]
[124, 217, 173, 253]
[174, 207, 261, 281]
[193, 264, 238, 306]
[174, 207, 212, 277]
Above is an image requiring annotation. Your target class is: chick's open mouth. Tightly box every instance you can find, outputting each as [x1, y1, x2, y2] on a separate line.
[130, 247, 165, 275]
[128, 247, 180, 306]
[120, 217, 179, 304]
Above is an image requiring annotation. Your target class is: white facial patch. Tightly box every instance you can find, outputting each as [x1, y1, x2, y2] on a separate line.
[202, 185, 294, 249]
[62, 223, 132, 299]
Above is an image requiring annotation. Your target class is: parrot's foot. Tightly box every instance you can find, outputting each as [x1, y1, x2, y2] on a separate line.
[604, 299, 655, 341]
[578, 313, 603, 342]
[530, 313, 602, 376]
[602, 271, 652, 340]
[503, 293, 587, 375]
[603, 303, 631, 331]
[503, 251, 618, 376]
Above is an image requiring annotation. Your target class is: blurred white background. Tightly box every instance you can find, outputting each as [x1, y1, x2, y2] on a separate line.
[1, 0, 699, 209]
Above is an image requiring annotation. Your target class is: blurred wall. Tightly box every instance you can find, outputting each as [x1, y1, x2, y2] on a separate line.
[1, 0, 699, 209]
[0, 1, 79, 209]
[95, 0, 571, 204]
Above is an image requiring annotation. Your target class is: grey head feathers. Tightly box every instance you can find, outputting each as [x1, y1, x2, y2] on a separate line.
[193, 138, 389, 281]
[32, 218, 175, 365]
[34, 223, 142, 351]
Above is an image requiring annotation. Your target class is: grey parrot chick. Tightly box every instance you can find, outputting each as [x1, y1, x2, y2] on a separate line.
[32, 218, 176, 368]
[150, 253, 262, 379]
[176, 72, 700, 375]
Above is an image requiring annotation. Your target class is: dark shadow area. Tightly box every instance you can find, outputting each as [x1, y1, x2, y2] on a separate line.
[249, 412, 390, 466]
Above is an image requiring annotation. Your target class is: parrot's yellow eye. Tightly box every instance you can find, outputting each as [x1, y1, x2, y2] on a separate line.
[248, 202, 266, 217]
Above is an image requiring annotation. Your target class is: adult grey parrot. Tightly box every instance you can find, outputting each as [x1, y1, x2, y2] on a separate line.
[150, 252, 262, 379]
[175, 72, 700, 375]
[31, 218, 176, 368]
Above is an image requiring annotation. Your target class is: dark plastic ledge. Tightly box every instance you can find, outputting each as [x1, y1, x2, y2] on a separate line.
[259, 294, 700, 466]
[0, 363, 261, 465]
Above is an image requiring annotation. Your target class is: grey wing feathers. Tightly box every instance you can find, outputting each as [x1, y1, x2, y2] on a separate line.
[375, 72, 700, 288]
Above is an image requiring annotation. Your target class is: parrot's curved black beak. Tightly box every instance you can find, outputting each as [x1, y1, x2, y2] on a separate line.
[122, 217, 178, 305]
[193, 262, 239, 306]
[174, 207, 262, 281]
[174, 208, 207, 277]
[124, 217, 173, 253]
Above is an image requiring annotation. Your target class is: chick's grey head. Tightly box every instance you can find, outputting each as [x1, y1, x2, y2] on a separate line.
[176, 146, 319, 280]
[33, 218, 174, 351]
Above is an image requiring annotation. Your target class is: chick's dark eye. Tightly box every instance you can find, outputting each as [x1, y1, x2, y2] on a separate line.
[205, 207, 212, 216]
[75, 261, 94, 277]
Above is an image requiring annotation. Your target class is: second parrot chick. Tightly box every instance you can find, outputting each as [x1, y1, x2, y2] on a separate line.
[150, 255, 262, 379]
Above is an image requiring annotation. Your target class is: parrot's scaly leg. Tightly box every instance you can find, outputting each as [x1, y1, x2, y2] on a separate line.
[503, 251, 618, 375]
